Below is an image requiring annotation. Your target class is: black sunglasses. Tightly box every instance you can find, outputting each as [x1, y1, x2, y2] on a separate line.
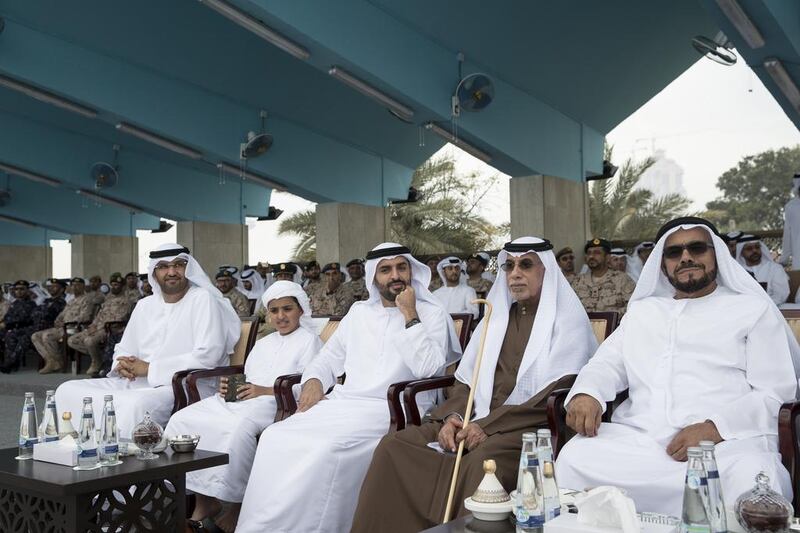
[500, 258, 538, 272]
[663, 241, 714, 260]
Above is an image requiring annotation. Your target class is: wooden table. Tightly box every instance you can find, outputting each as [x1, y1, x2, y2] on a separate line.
[420, 515, 522, 532]
[0, 446, 227, 532]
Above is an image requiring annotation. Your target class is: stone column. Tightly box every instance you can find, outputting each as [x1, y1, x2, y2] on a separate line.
[510, 174, 590, 262]
[71, 235, 137, 280]
[315, 203, 387, 264]
[176, 221, 248, 276]
[0, 245, 52, 280]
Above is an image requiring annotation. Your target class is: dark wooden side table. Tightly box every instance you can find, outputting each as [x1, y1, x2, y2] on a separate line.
[0, 447, 227, 532]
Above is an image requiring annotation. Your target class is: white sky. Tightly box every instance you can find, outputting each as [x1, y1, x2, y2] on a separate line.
[51, 52, 800, 277]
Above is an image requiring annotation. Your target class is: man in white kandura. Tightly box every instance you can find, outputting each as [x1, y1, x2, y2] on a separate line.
[432, 256, 479, 318]
[236, 242, 461, 533]
[736, 234, 790, 305]
[55, 244, 240, 438]
[167, 281, 322, 533]
[237, 267, 266, 311]
[556, 217, 800, 516]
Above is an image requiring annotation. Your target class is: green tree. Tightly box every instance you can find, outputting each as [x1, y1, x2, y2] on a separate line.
[705, 145, 800, 230]
[277, 154, 505, 260]
[589, 149, 692, 240]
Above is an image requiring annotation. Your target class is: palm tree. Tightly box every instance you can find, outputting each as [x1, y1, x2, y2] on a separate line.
[589, 148, 692, 240]
[277, 153, 505, 260]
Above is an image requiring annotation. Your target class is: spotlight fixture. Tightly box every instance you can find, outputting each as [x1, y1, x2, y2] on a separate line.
[151, 220, 174, 233]
[423, 122, 492, 163]
[716, 0, 765, 49]
[198, 0, 310, 60]
[329, 66, 415, 122]
[76, 189, 144, 213]
[388, 186, 422, 205]
[0, 74, 98, 118]
[217, 162, 286, 191]
[0, 162, 61, 187]
[256, 206, 284, 221]
[116, 122, 204, 160]
[586, 160, 619, 181]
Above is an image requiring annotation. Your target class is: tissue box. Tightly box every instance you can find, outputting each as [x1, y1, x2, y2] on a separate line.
[33, 440, 78, 467]
[544, 512, 678, 533]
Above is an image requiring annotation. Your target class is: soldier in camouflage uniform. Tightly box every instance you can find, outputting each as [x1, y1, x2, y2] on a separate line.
[215, 270, 251, 317]
[68, 274, 133, 376]
[86, 275, 106, 314]
[33, 277, 96, 373]
[1, 281, 38, 373]
[570, 238, 635, 316]
[340, 259, 369, 309]
[465, 253, 494, 296]
[556, 247, 577, 283]
[303, 260, 324, 303]
[139, 273, 153, 297]
[426, 256, 443, 291]
[124, 271, 142, 305]
[313, 262, 351, 315]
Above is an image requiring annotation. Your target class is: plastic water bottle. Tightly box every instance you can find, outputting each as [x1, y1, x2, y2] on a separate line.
[38, 390, 59, 443]
[514, 432, 545, 529]
[681, 447, 710, 533]
[100, 395, 121, 466]
[76, 397, 99, 470]
[17, 392, 39, 460]
[537, 429, 560, 520]
[699, 441, 726, 533]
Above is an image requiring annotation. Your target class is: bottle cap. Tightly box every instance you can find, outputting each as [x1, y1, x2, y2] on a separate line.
[24, 392, 34, 398]
[83, 396, 92, 403]
[687, 447, 703, 457]
[522, 432, 536, 442]
[104, 395, 113, 401]
[62, 411, 72, 420]
[699, 440, 715, 450]
[543, 462, 555, 477]
[45, 389, 55, 396]
[537, 428, 551, 438]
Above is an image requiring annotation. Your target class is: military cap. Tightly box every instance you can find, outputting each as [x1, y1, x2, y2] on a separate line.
[468, 253, 489, 267]
[555, 247, 574, 260]
[70, 277, 85, 284]
[304, 261, 319, 270]
[346, 258, 364, 268]
[109, 272, 124, 283]
[215, 270, 234, 280]
[13, 280, 30, 288]
[584, 238, 611, 253]
[47, 277, 67, 288]
[125, 272, 138, 278]
[322, 262, 341, 273]
[272, 262, 298, 275]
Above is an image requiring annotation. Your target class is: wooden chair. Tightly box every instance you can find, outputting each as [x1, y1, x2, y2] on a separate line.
[782, 309, 800, 342]
[586, 311, 619, 344]
[546, 388, 800, 511]
[61, 321, 92, 373]
[248, 299, 257, 315]
[184, 316, 260, 405]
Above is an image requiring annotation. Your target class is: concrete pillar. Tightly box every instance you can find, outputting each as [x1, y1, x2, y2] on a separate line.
[71, 235, 137, 280]
[176, 221, 247, 276]
[0, 245, 51, 281]
[510, 174, 590, 262]
[315, 203, 387, 264]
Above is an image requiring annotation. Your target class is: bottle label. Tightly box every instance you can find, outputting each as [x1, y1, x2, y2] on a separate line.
[706, 470, 720, 479]
[79, 448, 98, 459]
[18, 437, 37, 448]
[106, 410, 115, 417]
[42, 436, 59, 443]
[24, 405, 35, 412]
[104, 444, 119, 455]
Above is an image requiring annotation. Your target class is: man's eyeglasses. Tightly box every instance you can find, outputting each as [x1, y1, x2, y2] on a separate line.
[154, 260, 188, 272]
[500, 258, 538, 272]
[662, 242, 714, 260]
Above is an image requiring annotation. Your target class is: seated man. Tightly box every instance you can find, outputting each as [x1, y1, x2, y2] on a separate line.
[432, 256, 479, 318]
[341, 258, 369, 307]
[351, 237, 597, 533]
[465, 253, 494, 295]
[216, 270, 250, 317]
[167, 281, 322, 533]
[736, 234, 790, 305]
[571, 238, 635, 315]
[34, 278, 93, 373]
[85, 275, 105, 313]
[556, 217, 799, 516]
[55, 244, 241, 438]
[313, 262, 350, 316]
[4, 278, 66, 373]
[556, 247, 576, 282]
[1, 281, 37, 373]
[139, 273, 153, 297]
[237, 267, 265, 310]
[67, 273, 133, 376]
[236, 242, 461, 533]
[123, 271, 142, 304]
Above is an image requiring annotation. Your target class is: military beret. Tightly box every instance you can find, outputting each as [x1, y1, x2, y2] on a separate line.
[584, 238, 611, 253]
[322, 262, 341, 273]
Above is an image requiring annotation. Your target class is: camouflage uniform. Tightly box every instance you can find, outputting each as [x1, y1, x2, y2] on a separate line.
[85, 289, 106, 316]
[339, 278, 368, 313]
[32, 293, 95, 372]
[124, 287, 142, 306]
[428, 277, 443, 292]
[314, 285, 351, 316]
[2, 298, 37, 367]
[255, 306, 277, 340]
[570, 269, 635, 315]
[304, 278, 324, 304]
[467, 276, 493, 297]
[67, 293, 133, 374]
[223, 288, 251, 317]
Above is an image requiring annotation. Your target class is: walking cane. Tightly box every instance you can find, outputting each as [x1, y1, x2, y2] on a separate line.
[442, 299, 493, 523]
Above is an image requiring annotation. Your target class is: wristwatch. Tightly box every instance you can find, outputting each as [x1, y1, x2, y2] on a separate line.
[405, 318, 421, 329]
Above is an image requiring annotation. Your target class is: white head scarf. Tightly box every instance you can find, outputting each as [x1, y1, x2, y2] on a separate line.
[456, 236, 597, 419]
[735, 235, 775, 268]
[436, 256, 467, 286]
[358, 242, 462, 366]
[260, 280, 316, 335]
[148, 243, 240, 354]
[238, 267, 266, 299]
[631, 220, 800, 384]
[29, 282, 49, 305]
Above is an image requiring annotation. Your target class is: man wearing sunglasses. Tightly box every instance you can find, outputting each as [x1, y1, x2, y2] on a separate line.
[571, 238, 636, 316]
[556, 216, 799, 517]
[735, 235, 790, 305]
